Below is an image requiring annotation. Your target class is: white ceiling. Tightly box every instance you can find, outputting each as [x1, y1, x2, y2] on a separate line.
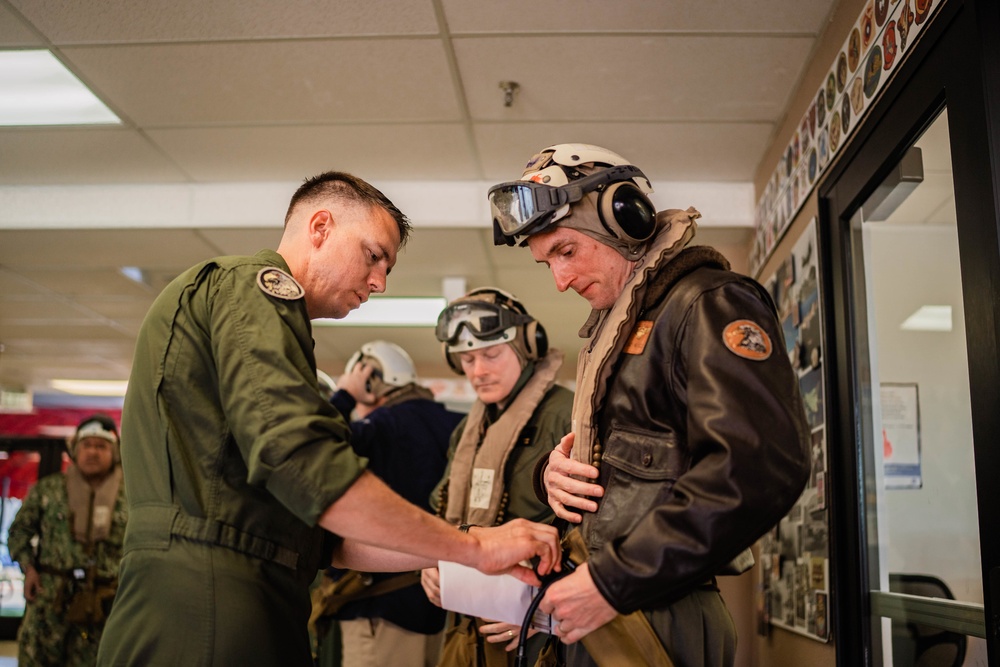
[0, 0, 852, 399]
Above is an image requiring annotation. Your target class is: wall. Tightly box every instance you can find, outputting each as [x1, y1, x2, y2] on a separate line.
[745, 0, 867, 663]
[750, 198, 837, 667]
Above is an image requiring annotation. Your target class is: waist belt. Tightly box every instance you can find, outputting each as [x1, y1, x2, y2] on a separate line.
[125, 504, 300, 570]
[35, 564, 117, 585]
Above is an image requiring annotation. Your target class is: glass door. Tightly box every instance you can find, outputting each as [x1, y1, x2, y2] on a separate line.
[845, 108, 986, 666]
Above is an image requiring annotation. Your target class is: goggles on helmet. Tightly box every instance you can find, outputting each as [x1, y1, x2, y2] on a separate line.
[435, 300, 534, 346]
[489, 164, 649, 242]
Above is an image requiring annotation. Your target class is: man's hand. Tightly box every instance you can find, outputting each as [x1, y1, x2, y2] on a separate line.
[22, 565, 41, 602]
[480, 620, 537, 652]
[539, 563, 616, 644]
[336, 362, 376, 404]
[466, 520, 560, 586]
[420, 566, 442, 607]
[544, 433, 604, 523]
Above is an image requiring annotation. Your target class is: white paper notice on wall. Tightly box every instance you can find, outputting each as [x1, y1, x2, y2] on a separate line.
[880, 382, 922, 489]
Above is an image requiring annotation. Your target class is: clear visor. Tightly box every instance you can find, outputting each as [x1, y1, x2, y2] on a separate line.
[435, 301, 533, 345]
[489, 164, 650, 240]
[489, 182, 552, 237]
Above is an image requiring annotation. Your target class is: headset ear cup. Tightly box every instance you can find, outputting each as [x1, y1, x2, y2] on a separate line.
[522, 321, 547, 360]
[598, 181, 656, 243]
[535, 322, 548, 360]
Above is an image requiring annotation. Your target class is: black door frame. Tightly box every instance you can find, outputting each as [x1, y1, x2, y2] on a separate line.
[818, 0, 1000, 664]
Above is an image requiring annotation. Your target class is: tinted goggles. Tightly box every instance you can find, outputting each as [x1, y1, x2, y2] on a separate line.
[489, 164, 649, 239]
[435, 301, 534, 345]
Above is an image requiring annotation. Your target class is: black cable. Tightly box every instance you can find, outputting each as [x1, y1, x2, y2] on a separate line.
[514, 557, 576, 667]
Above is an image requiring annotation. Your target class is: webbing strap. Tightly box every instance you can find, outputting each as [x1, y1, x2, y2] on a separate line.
[126, 504, 300, 570]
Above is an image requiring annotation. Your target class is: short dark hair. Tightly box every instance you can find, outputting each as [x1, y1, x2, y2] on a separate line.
[284, 171, 411, 248]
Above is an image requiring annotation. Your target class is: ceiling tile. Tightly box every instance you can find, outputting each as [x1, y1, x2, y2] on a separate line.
[473, 121, 773, 182]
[199, 228, 284, 256]
[0, 3, 43, 46]
[60, 40, 460, 126]
[13, 268, 153, 299]
[393, 229, 493, 278]
[148, 124, 478, 182]
[0, 299, 84, 324]
[0, 128, 189, 185]
[0, 229, 219, 269]
[9, 0, 439, 43]
[456, 35, 813, 122]
[72, 299, 155, 323]
[0, 321, 133, 343]
[443, 0, 836, 34]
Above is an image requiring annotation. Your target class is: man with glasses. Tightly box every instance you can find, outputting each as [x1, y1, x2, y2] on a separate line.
[490, 144, 811, 667]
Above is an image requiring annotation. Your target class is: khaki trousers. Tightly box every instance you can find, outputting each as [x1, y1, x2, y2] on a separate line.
[340, 618, 443, 667]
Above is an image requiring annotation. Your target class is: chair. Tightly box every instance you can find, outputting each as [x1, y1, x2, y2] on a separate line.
[888, 573, 967, 667]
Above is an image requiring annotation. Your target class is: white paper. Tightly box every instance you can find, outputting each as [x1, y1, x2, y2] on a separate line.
[438, 560, 544, 628]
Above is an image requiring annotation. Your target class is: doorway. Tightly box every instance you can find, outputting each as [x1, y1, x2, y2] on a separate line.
[819, 1, 1000, 664]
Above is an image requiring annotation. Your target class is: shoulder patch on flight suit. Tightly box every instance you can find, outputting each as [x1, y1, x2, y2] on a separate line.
[256, 268, 304, 300]
[624, 320, 654, 355]
[722, 319, 772, 361]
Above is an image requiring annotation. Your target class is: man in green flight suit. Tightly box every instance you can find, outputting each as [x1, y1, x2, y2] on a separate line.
[96, 172, 560, 667]
[9, 413, 128, 667]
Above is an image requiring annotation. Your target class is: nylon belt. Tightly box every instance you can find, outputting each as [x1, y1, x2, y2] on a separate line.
[125, 504, 300, 570]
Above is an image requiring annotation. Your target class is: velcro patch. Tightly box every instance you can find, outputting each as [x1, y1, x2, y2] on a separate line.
[256, 268, 304, 300]
[624, 320, 654, 355]
[722, 320, 772, 361]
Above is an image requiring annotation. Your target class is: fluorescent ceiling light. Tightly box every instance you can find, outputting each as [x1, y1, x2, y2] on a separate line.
[314, 297, 447, 327]
[0, 50, 120, 126]
[900, 305, 953, 332]
[50, 379, 129, 396]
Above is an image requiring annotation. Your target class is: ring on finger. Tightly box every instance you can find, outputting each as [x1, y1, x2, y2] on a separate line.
[507, 630, 514, 638]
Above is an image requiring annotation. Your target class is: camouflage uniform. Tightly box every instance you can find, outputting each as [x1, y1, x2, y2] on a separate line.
[8, 472, 128, 667]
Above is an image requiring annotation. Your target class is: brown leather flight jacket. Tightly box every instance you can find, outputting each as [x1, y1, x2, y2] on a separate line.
[580, 246, 811, 615]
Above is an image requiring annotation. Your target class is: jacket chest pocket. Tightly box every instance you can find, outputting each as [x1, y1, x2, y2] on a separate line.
[586, 426, 688, 553]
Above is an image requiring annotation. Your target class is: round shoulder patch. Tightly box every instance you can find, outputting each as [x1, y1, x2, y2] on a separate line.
[256, 267, 304, 300]
[722, 319, 773, 361]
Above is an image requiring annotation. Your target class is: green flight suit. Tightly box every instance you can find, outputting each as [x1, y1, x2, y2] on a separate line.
[8, 472, 128, 667]
[96, 250, 366, 667]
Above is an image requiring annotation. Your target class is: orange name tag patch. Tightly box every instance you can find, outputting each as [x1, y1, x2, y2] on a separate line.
[625, 320, 654, 355]
[722, 320, 772, 361]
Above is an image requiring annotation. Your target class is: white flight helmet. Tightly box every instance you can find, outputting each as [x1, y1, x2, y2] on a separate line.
[435, 287, 547, 375]
[316, 369, 337, 400]
[489, 143, 658, 259]
[489, 144, 657, 260]
[345, 340, 417, 397]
